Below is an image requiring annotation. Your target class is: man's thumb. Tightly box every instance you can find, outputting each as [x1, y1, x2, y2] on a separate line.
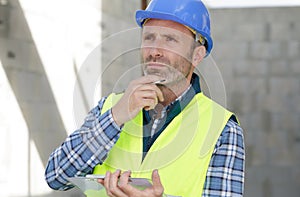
[152, 169, 163, 189]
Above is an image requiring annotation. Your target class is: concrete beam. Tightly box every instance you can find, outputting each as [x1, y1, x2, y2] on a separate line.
[0, 0, 67, 167]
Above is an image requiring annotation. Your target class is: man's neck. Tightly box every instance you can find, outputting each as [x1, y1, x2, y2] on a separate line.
[158, 79, 191, 106]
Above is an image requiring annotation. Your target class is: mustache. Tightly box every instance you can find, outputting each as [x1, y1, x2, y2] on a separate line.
[144, 56, 170, 65]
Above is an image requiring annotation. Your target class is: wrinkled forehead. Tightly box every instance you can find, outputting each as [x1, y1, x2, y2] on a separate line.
[142, 19, 194, 38]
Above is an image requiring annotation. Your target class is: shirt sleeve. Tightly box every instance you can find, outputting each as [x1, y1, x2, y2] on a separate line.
[202, 119, 245, 197]
[44, 97, 122, 191]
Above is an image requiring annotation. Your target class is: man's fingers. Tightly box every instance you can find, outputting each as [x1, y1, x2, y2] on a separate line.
[131, 88, 161, 110]
[149, 85, 164, 102]
[111, 75, 165, 126]
[138, 84, 164, 102]
[152, 169, 162, 187]
[140, 90, 159, 101]
[152, 169, 164, 195]
[109, 170, 123, 196]
[104, 170, 127, 197]
[141, 98, 157, 111]
[109, 169, 121, 189]
[104, 171, 113, 196]
[97, 178, 104, 186]
[118, 171, 132, 192]
[131, 76, 165, 102]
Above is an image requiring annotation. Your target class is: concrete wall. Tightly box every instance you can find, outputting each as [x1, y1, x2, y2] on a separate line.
[101, 2, 300, 196]
[0, 1, 68, 196]
[101, 0, 141, 95]
[0, 0, 100, 196]
[209, 7, 300, 197]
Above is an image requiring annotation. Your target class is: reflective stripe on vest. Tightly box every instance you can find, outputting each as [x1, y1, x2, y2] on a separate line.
[92, 92, 235, 196]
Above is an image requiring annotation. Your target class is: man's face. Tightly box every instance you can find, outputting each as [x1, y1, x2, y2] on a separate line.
[141, 19, 196, 86]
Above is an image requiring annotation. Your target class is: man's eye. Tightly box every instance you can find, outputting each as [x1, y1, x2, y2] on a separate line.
[144, 35, 154, 41]
[166, 36, 177, 42]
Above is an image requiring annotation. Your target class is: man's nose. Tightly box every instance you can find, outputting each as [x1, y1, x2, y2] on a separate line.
[149, 40, 164, 58]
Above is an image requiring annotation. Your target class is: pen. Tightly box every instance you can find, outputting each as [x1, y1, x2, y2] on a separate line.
[152, 79, 166, 84]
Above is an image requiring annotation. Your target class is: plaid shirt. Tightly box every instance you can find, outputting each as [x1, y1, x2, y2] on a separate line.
[45, 75, 245, 196]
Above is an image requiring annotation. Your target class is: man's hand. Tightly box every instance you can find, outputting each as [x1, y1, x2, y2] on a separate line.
[98, 169, 164, 197]
[111, 75, 164, 126]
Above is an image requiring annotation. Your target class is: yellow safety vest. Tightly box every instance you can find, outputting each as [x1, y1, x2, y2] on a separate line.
[89, 92, 235, 197]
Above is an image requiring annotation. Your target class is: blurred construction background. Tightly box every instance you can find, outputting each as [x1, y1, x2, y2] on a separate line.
[0, 0, 299, 196]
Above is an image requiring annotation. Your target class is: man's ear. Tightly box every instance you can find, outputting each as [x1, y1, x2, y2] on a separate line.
[192, 45, 206, 67]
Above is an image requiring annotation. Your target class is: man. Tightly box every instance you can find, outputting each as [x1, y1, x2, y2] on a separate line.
[45, 0, 245, 196]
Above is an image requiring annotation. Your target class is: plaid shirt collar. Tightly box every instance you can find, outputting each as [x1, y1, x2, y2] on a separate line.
[163, 73, 201, 115]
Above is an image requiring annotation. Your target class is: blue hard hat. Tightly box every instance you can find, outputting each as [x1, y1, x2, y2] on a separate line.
[136, 0, 213, 56]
